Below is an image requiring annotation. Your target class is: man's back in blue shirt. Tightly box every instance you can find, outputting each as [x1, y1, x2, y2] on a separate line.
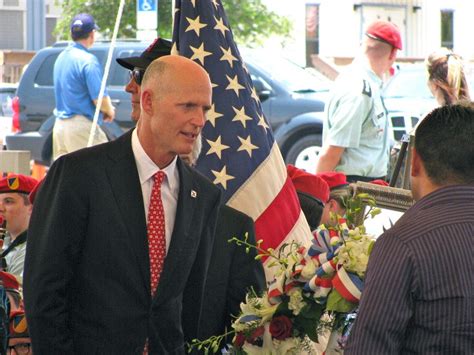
[53, 42, 106, 124]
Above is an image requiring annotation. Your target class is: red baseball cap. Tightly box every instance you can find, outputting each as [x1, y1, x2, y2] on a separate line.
[0, 175, 38, 195]
[317, 172, 349, 190]
[366, 20, 402, 50]
[287, 165, 330, 203]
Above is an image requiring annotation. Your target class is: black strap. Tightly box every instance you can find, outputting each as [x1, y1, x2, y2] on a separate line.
[1, 232, 27, 258]
[346, 175, 386, 183]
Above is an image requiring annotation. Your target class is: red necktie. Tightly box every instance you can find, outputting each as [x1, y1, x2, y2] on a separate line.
[147, 171, 166, 297]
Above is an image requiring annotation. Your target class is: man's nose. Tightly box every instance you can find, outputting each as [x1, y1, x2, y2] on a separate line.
[125, 78, 138, 94]
[193, 109, 207, 127]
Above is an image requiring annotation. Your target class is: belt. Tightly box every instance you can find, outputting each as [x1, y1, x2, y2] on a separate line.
[346, 175, 386, 183]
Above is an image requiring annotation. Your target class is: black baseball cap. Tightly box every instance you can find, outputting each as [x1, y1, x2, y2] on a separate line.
[116, 38, 172, 71]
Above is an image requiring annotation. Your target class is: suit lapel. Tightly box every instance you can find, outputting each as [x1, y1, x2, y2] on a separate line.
[105, 130, 150, 293]
[154, 159, 197, 303]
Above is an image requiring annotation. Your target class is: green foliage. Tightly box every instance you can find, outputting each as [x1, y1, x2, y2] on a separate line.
[342, 192, 381, 229]
[326, 289, 357, 313]
[54, 0, 138, 40]
[53, 0, 291, 45]
[294, 299, 325, 342]
[222, 0, 292, 46]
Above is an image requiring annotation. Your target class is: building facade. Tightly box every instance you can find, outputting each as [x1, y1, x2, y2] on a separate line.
[0, 0, 60, 50]
[263, 0, 474, 66]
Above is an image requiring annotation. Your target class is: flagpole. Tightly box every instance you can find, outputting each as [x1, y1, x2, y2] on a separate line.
[87, 0, 126, 147]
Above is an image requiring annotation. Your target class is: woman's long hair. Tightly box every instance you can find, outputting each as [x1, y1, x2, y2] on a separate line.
[425, 48, 471, 105]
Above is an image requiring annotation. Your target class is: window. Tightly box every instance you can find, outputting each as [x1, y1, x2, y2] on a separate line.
[305, 4, 320, 67]
[109, 50, 143, 86]
[441, 9, 454, 49]
[34, 54, 59, 86]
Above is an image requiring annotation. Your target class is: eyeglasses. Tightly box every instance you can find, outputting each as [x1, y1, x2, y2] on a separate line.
[129, 68, 145, 85]
[7, 343, 31, 355]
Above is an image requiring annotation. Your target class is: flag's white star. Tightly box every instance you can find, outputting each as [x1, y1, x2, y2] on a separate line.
[171, 42, 179, 55]
[186, 16, 207, 36]
[214, 16, 229, 37]
[242, 62, 250, 75]
[220, 46, 238, 68]
[251, 86, 260, 102]
[211, 0, 219, 10]
[190, 0, 197, 7]
[206, 104, 224, 127]
[257, 112, 269, 132]
[226, 75, 245, 96]
[232, 106, 253, 128]
[190, 43, 212, 65]
[237, 135, 259, 157]
[206, 136, 230, 159]
[212, 166, 235, 189]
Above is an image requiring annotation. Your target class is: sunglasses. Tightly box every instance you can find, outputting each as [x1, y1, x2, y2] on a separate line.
[129, 68, 145, 85]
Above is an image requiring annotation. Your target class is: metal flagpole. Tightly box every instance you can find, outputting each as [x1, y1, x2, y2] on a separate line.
[87, 0, 126, 147]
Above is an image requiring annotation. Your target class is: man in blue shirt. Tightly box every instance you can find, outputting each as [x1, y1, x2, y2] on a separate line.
[52, 13, 115, 160]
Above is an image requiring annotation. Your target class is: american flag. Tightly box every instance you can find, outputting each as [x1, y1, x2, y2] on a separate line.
[172, 0, 312, 278]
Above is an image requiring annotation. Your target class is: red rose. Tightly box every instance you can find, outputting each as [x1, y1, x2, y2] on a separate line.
[269, 315, 293, 340]
[234, 332, 245, 348]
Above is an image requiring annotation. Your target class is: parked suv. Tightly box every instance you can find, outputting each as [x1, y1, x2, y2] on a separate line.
[6, 40, 328, 167]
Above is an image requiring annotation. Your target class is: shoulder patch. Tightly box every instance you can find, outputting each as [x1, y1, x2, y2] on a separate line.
[362, 79, 372, 97]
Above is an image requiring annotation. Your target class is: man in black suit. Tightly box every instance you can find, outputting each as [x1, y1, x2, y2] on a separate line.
[23, 55, 222, 354]
[117, 40, 266, 345]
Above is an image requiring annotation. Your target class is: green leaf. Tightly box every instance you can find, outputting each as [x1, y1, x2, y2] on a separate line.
[326, 289, 358, 313]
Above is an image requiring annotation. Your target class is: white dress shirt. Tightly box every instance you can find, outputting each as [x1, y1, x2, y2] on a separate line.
[131, 129, 179, 252]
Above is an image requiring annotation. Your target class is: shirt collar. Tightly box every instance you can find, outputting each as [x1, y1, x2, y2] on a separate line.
[72, 42, 89, 52]
[131, 129, 178, 189]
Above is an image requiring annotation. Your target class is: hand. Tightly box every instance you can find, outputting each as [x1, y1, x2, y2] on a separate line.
[103, 107, 115, 122]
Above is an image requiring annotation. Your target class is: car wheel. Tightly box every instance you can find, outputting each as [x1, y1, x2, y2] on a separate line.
[285, 134, 322, 172]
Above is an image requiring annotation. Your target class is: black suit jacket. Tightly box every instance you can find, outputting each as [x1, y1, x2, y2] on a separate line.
[23, 131, 221, 354]
[190, 205, 265, 343]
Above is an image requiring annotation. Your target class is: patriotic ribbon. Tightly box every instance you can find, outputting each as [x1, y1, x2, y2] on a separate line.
[331, 266, 364, 303]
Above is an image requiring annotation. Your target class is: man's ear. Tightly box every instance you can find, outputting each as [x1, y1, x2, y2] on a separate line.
[389, 47, 398, 61]
[141, 89, 154, 115]
[411, 147, 421, 177]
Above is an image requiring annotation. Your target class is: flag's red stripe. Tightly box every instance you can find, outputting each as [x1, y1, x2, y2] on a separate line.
[255, 176, 301, 262]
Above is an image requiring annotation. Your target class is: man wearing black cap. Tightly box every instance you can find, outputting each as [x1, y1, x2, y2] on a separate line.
[117, 38, 173, 123]
[316, 20, 402, 183]
[116, 41, 266, 343]
[52, 13, 116, 160]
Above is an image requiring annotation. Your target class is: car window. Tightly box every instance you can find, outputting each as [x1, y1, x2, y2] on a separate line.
[0, 92, 14, 116]
[384, 66, 433, 99]
[241, 49, 331, 93]
[109, 50, 143, 86]
[35, 53, 59, 86]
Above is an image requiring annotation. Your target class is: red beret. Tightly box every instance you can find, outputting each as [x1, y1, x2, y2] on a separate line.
[316, 172, 348, 190]
[366, 20, 402, 50]
[28, 178, 44, 204]
[0, 175, 38, 195]
[287, 165, 330, 203]
[0, 271, 19, 290]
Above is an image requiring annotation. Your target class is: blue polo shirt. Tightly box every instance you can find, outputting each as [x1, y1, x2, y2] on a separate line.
[53, 42, 108, 124]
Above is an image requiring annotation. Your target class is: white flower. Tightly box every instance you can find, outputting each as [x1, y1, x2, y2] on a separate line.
[288, 287, 306, 316]
[300, 259, 317, 280]
[337, 233, 374, 277]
